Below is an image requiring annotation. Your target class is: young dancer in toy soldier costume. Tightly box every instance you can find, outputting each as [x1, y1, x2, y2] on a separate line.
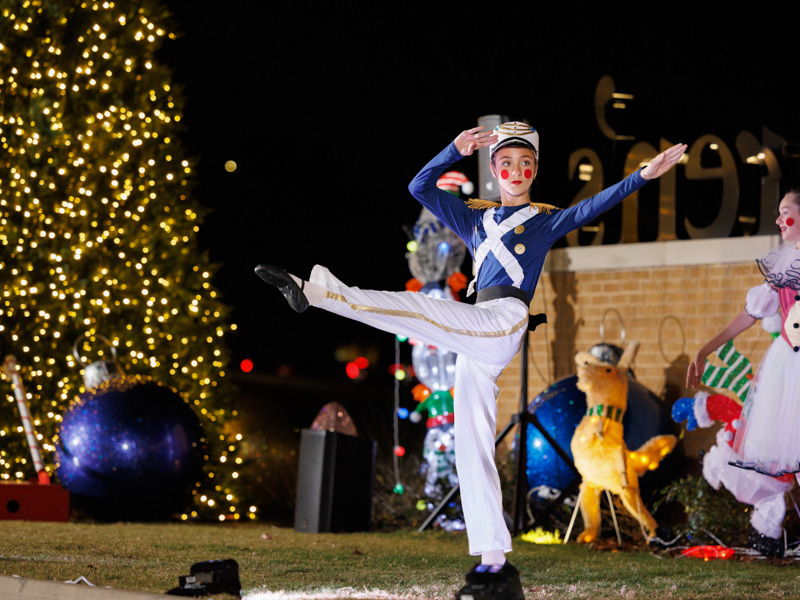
[256, 122, 685, 595]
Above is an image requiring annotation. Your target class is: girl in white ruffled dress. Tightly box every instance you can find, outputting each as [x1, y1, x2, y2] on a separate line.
[687, 191, 800, 478]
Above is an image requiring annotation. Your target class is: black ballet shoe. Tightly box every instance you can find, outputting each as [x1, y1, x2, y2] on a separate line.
[456, 561, 524, 600]
[254, 265, 309, 313]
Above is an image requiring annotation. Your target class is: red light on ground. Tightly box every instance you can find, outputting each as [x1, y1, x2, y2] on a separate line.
[240, 359, 254, 373]
[681, 545, 735, 560]
[345, 362, 360, 379]
[355, 356, 369, 369]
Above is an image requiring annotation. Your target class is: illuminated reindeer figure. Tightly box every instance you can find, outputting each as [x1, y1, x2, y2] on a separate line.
[570, 342, 676, 542]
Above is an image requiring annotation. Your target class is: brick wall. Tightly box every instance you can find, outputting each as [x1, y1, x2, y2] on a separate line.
[494, 236, 782, 461]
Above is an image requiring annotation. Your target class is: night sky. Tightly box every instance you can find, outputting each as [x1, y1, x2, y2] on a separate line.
[158, 1, 800, 383]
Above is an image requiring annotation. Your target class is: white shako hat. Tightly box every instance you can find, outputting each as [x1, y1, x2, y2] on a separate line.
[489, 121, 539, 160]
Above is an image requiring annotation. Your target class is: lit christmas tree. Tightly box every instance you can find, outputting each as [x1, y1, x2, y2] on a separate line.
[0, 0, 252, 521]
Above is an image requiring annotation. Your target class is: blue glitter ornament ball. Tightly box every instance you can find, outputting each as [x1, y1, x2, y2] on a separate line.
[56, 376, 205, 520]
[522, 374, 682, 500]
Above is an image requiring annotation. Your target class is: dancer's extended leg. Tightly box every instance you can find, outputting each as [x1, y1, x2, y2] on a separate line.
[257, 264, 526, 562]
[307, 265, 529, 365]
[254, 264, 329, 309]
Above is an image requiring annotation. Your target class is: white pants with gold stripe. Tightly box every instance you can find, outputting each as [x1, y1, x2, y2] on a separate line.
[310, 265, 530, 555]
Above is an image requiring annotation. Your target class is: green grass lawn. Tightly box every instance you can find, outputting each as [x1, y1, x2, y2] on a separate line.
[0, 521, 798, 599]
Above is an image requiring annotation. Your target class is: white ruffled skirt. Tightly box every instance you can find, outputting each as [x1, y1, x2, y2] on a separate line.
[731, 337, 800, 476]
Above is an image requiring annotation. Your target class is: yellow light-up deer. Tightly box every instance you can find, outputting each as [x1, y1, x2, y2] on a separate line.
[570, 342, 676, 542]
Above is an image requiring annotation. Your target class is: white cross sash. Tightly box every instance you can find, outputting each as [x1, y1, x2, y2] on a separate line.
[467, 206, 539, 296]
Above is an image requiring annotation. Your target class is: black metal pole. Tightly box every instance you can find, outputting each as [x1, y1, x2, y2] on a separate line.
[512, 331, 529, 536]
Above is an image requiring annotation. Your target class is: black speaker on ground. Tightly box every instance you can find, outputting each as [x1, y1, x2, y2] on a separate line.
[294, 429, 377, 533]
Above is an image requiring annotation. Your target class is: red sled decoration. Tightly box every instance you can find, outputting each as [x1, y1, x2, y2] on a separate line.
[0, 480, 70, 522]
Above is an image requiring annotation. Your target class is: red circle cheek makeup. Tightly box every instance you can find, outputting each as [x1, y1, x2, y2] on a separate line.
[524, 169, 532, 179]
[787, 218, 795, 226]
[500, 170, 509, 180]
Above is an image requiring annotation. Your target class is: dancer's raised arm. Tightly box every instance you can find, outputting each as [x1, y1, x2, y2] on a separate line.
[641, 143, 687, 180]
[453, 126, 498, 157]
[685, 310, 756, 389]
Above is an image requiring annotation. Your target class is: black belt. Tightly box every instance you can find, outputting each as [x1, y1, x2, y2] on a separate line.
[476, 285, 529, 306]
[475, 286, 547, 332]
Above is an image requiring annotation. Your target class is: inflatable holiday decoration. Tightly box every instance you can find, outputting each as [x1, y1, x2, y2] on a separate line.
[402, 185, 469, 529]
[700, 340, 752, 403]
[404, 291, 459, 503]
[435, 170, 474, 196]
[570, 342, 677, 542]
[410, 385, 457, 496]
[405, 172, 469, 292]
[310, 401, 357, 436]
[406, 209, 467, 288]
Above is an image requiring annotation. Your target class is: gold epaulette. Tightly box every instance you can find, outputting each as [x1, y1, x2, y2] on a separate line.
[465, 198, 501, 210]
[464, 198, 560, 214]
[531, 202, 559, 214]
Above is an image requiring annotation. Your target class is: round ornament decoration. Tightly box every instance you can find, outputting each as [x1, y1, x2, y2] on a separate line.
[56, 375, 205, 520]
[56, 337, 205, 520]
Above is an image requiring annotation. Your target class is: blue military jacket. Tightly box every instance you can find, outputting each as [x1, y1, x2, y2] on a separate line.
[408, 142, 647, 302]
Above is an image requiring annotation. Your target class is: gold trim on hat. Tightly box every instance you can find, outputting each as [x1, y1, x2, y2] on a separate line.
[495, 122, 536, 135]
[324, 293, 529, 339]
